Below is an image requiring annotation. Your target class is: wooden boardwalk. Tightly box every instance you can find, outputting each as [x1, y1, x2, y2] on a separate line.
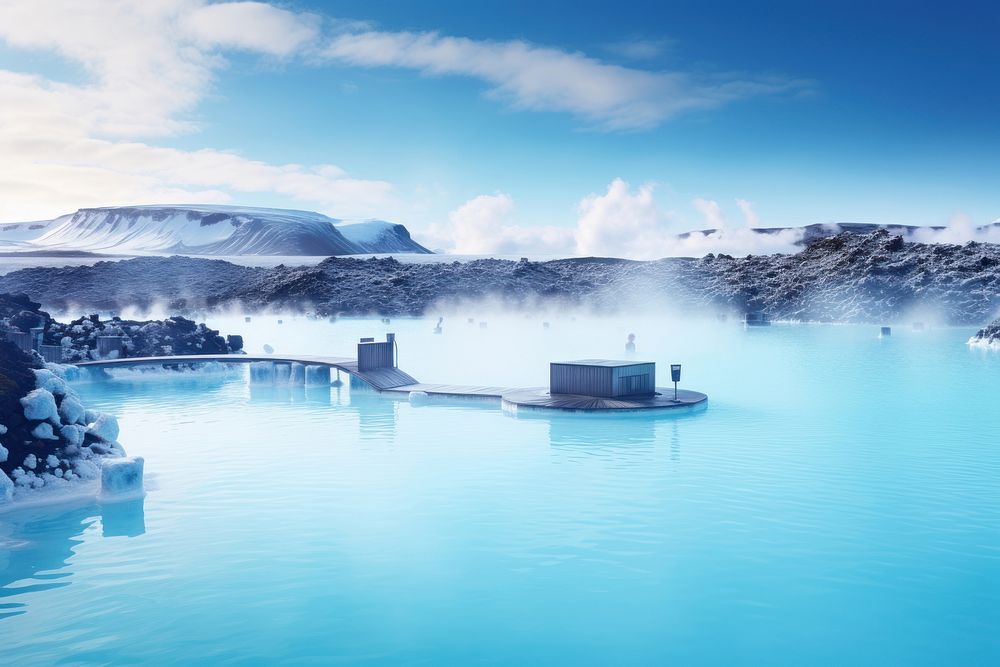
[76, 354, 417, 391]
[383, 383, 512, 400]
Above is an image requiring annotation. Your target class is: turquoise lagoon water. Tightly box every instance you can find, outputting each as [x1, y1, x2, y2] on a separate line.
[2, 316, 999, 665]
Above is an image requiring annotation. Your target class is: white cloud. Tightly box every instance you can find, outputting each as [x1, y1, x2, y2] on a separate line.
[574, 179, 673, 257]
[575, 182, 802, 258]
[0, 1, 810, 226]
[0, 1, 391, 222]
[420, 180, 803, 260]
[911, 211, 1000, 245]
[735, 198, 760, 227]
[421, 193, 572, 255]
[692, 197, 726, 229]
[0, 0, 318, 136]
[183, 2, 320, 56]
[322, 30, 807, 131]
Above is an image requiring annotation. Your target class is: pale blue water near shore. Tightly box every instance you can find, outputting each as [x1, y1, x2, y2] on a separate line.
[3, 318, 999, 664]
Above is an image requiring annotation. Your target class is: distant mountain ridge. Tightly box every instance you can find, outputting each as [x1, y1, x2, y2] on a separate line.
[0, 205, 431, 256]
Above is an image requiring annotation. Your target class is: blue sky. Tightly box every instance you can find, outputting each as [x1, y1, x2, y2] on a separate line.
[0, 0, 997, 255]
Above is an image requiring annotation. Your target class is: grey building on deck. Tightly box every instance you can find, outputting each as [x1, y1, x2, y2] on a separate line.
[550, 360, 656, 398]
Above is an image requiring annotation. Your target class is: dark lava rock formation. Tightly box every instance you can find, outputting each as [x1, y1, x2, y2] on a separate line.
[0, 341, 122, 492]
[1, 230, 999, 324]
[0, 292, 241, 363]
[969, 318, 1000, 346]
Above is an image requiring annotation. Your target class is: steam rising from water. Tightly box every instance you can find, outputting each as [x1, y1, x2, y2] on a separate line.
[156, 307, 982, 392]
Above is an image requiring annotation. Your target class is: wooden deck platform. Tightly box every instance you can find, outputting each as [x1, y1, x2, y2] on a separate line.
[501, 387, 708, 413]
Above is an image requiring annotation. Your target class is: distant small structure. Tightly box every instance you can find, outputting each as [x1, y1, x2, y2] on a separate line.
[479, 321, 488, 329]
[744, 312, 771, 327]
[245, 316, 251, 323]
[4, 329, 33, 353]
[39, 344, 64, 363]
[467, 317, 475, 325]
[358, 333, 396, 371]
[542, 322, 550, 329]
[96, 335, 124, 359]
[277, 319, 283, 325]
[433, 317, 443, 334]
[30, 327, 45, 350]
[625, 333, 636, 355]
[880, 326, 892, 337]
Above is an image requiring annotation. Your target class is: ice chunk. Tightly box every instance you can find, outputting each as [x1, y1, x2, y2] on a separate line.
[87, 413, 120, 442]
[0, 443, 7, 463]
[305, 365, 330, 385]
[24, 453, 37, 469]
[46, 454, 60, 468]
[58, 395, 86, 425]
[0, 470, 13, 503]
[31, 422, 58, 440]
[20, 388, 59, 422]
[0, 424, 7, 434]
[100, 457, 144, 497]
[290, 362, 306, 385]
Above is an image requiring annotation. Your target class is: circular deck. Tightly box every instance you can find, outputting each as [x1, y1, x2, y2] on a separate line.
[501, 387, 708, 414]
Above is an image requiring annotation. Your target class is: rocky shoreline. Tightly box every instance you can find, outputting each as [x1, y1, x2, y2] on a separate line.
[0, 296, 242, 505]
[0, 341, 134, 504]
[968, 318, 1000, 348]
[0, 293, 242, 362]
[0, 230, 998, 325]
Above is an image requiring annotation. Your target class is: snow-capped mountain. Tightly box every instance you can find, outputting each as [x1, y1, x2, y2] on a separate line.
[337, 219, 429, 253]
[0, 205, 431, 256]
[0, 216, 66, 248]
